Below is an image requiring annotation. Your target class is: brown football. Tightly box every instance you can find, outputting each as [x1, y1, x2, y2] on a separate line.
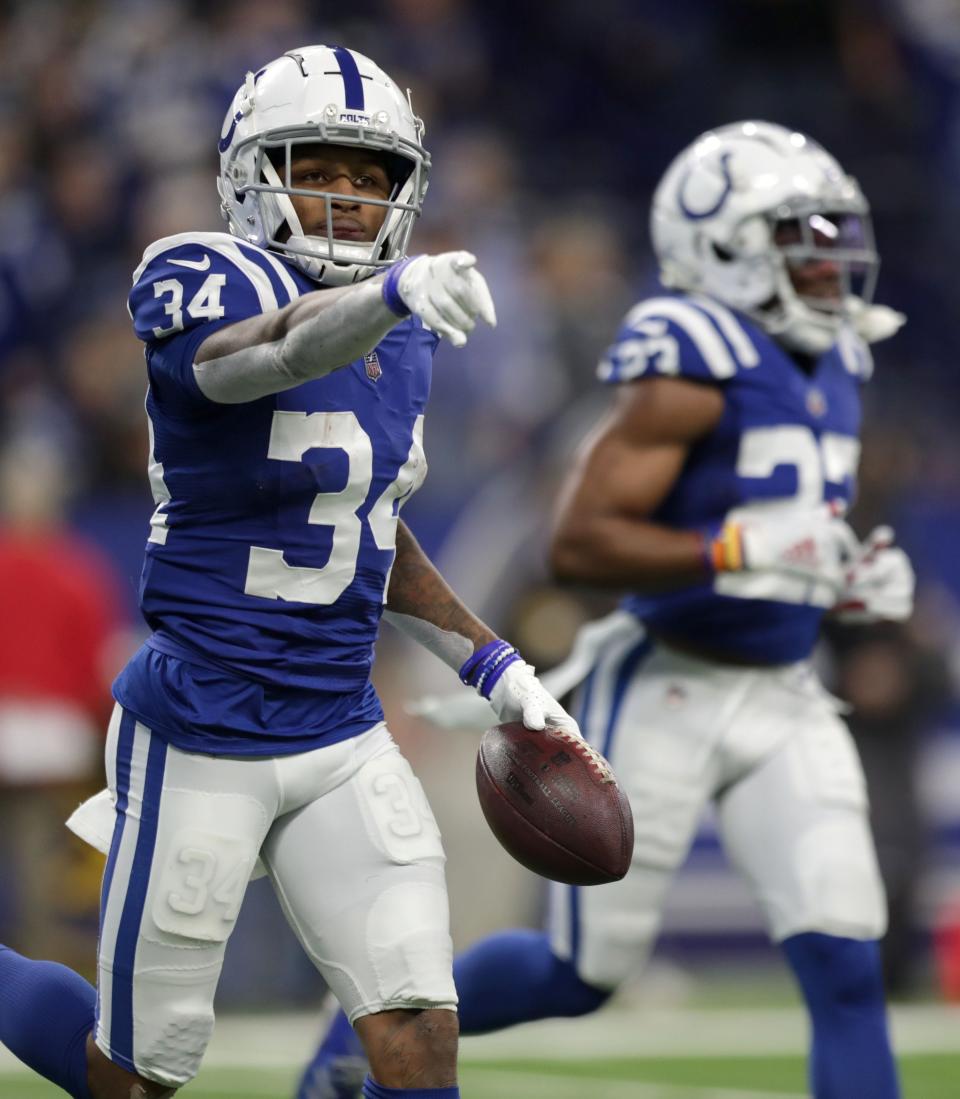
[476, 722, 634, 885]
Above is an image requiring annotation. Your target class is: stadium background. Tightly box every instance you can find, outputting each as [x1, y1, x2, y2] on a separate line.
[0, 0, 958, 1094]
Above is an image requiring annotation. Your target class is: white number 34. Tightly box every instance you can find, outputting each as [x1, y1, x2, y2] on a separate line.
[245, 411, 427, 607]
[152, 274, 226, 338]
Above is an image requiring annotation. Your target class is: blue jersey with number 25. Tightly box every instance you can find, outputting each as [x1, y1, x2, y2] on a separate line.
[115, 232, 437, 756]
[597, 292, 872, 664]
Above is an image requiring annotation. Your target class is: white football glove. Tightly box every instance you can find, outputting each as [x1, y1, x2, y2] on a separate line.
[833, 526, 915, 624]
[715, 504, 860, 593]
[395, 251, 497, 347]
[488, 660, 582, 737]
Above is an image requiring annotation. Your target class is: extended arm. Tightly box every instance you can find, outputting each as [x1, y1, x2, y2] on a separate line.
[385, 521, 579, 732]
[551, 377, 724, 591]
[192, 251, 497, 404]
[192, 278, 397, 402]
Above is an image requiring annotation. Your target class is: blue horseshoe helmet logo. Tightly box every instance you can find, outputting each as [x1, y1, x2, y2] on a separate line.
[678, 151, 734, 221]
[218, 111, 243, 154]
[218, 68, 269, 154]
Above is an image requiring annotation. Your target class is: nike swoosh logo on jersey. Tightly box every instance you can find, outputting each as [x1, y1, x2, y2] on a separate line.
[169, 255, 211, 271]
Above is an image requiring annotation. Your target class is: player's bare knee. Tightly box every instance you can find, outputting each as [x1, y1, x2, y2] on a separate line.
[412, 1006, 458, 1060]
[358, 1007, 458, 1087]
[128, 1086, 179, 1099]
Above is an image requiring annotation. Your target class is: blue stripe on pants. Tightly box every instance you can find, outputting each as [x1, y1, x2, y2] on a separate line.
[601, 637, 653, 759]
[96, 709, 137, 1031]
[109, 725, 168, 1068]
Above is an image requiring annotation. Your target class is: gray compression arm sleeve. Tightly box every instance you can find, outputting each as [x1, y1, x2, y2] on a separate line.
[381, 609, 474, 671]
[192, 279, 399, 403]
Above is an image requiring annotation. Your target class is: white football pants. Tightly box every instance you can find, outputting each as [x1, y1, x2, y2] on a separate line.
[548, 625, 887, 990]
[93, 705, 456, 1087]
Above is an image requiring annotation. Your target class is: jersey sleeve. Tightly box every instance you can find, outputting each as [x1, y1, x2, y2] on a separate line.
[413, 314, 441, 356]
[596, 295, 759, 386]
[128, 234, 287, 406]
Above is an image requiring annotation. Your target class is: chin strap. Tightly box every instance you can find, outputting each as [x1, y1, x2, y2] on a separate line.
[760, 255, 907, 352]
[765, 305, 838, 356]
[847, 299, 907, 344]
[766, 295, 907, 356]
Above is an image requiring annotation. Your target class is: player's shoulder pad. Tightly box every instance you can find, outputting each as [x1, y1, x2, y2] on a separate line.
[128, 231, 304, 344]
[835, 325, 874, 383]
[596, 292, 762, 385]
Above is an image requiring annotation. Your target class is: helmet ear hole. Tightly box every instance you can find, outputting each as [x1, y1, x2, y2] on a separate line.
[383, 152, 413, 192]
[712, 242, 734, 262]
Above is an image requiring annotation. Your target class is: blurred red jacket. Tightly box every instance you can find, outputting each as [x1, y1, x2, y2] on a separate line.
[0, 528, 125, 721]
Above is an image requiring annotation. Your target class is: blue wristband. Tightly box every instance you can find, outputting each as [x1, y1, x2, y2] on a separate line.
[381, 256, 420, 317]
[699, 519, 724, 576]
[459, 639, 523, 700]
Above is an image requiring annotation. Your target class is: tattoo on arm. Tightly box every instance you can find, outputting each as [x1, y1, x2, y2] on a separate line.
[384, 521, 496, 669]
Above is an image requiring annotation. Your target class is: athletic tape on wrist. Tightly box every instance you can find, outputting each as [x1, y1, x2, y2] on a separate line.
[459, 639, 523, 700]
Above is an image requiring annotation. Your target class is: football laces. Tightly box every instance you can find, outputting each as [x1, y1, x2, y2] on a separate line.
[547, 726, 616, 785]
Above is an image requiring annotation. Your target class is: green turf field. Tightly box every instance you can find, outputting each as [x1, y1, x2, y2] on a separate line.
[0, 1053, 958, 1098]
[1, 996, 957, 1098]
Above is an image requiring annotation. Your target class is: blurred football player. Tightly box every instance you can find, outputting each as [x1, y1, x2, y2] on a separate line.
[304, 122, 911, 1099]
[0, 46, 579, 1099]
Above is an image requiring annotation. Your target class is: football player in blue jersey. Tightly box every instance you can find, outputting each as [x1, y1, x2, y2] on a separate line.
[0, 46, 581, 1099]
[302, 122, 914, 1099]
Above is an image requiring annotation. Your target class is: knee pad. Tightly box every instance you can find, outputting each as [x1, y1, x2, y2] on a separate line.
[134, 1005, 214, 1087]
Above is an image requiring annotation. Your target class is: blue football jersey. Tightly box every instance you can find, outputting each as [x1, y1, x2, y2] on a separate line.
[597, 292, 871, 664]
[115, 232, 438, 755]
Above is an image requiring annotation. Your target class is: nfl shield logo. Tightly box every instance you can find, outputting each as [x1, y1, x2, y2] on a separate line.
[664, 683, 688, 708]
[806, 387, 827, 417]
[364, 351, 382, 381]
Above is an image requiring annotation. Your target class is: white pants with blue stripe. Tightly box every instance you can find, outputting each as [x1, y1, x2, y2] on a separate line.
[548, 625, 887, 990]
[95, 705, 456, 1087]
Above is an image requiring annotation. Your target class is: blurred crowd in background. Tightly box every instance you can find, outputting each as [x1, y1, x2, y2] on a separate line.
[2, 0, 960, 1009]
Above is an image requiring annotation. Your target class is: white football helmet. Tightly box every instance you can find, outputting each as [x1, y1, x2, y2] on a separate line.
[651, 121, 903, 354]
[217, 45, 429, 286]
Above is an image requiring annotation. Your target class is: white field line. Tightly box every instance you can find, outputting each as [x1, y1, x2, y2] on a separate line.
[459, 1003, 960, 1061]
[0, 1002, 955, 1074]
[0, 1064, 807, 1099]
[191, 1003, 960, 1067]
[463, 1067, 806, 1099]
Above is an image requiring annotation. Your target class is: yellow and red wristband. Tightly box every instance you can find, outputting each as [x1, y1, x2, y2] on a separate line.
[705, 521, 745, 573]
